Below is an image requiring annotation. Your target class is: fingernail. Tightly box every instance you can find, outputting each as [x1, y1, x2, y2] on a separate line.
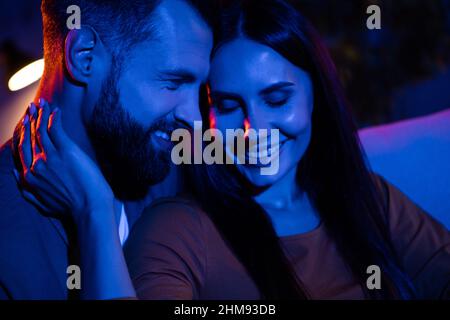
[29, 103, 36, 116]
[23, 114, 29, 125]
[38, 98, 47, 107]
[13, 169, 19, 182]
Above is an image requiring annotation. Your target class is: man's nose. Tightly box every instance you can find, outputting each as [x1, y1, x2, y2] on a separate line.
[173, 89, 202, 130]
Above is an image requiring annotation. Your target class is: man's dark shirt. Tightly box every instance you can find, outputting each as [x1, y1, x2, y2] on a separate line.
[0, 140, 75, 299]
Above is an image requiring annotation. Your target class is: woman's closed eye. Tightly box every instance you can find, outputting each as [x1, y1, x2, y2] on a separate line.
[213, 98, 242, 113]
[264, 91, 292, 107]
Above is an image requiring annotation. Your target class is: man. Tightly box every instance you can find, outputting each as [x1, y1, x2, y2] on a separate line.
[0, 0, 213, 299]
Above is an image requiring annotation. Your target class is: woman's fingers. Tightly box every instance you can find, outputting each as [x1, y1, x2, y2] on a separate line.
[28, 102, 41, 162]
[48, 108, 70, 150]
[22, 188, 51, 213]
[35, 98, 56, 157]
[14, 167, 67, 214]
[13, 168, 48, 211]
[11, 111, 27, 161]
[12, 168, 21, 186]
[18, 112, 33, 173]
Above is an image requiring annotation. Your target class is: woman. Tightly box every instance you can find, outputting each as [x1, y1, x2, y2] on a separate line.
[15, 0, 450, 299]
[124, 0, 449, 299]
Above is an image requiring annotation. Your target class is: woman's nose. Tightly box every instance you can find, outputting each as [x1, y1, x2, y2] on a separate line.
[245, 105, 271, 132]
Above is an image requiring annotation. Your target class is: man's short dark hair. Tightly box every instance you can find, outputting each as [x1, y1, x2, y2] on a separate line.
[41, 0, 215, 71]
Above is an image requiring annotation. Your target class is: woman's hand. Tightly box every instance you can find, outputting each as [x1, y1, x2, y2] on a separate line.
[13, 98, 114, 223]
[12, 98, 136, 299]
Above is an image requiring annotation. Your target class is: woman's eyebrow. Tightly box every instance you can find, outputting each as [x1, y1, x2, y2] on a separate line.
[259, 81, 295, 95]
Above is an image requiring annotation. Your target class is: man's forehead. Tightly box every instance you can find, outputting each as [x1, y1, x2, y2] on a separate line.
[127, 34, 210, 81]
[152, 37, 211, 83]
[150, 1, 212, 79]
[124, 0, 212, 81]
[152, 0, 212, 46]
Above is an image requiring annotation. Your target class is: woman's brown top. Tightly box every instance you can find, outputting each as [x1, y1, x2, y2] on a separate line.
[124, 176, 450, 299]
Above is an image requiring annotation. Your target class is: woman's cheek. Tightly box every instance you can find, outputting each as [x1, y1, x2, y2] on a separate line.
[278, 101, 312, 136]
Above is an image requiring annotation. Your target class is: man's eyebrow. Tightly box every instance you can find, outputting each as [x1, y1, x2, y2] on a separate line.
[259, 81, 295, 95]
[158, 68, 197, 82]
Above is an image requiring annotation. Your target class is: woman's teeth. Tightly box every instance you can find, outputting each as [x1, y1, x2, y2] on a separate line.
[154, 130, 170, 141]
[246, 142, 282, 160]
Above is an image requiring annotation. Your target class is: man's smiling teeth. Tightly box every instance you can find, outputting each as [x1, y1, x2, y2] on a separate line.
[154, 130, 170, 141]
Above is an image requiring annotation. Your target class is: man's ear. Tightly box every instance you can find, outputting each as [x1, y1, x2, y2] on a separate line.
[64, 26, 106, 84]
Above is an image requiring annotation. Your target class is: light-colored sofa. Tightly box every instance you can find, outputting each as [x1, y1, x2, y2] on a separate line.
[359, 108, 450, 229]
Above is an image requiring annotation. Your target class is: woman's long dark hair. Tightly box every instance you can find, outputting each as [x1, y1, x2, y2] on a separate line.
[185, 0, 416, 299]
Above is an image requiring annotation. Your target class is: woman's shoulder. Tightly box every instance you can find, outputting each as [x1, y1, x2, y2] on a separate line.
[148, 196, 204, 217]
[371, 172, 449, 261]
[125, 196, 211, 299]
[372, 173, 422, 214]
[125, 196, 211, 265]
[130, 196, 210, 242]
[371, 173, 450, 298]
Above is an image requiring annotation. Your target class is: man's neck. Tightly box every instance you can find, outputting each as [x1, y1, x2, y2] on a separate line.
[35, 75, 97, 160]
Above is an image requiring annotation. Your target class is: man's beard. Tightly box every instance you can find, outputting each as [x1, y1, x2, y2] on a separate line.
[87, 66, 172, 200]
